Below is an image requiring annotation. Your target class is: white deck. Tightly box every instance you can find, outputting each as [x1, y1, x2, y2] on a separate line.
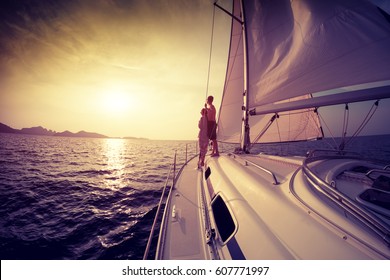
[158, 158, 209, 259]
[156, 152, 390, 260]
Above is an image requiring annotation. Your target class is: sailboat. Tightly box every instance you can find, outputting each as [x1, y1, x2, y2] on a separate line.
[144, 0, 390, 259]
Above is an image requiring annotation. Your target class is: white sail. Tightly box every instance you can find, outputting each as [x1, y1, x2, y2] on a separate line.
[217, 0, 390, 145]
[246, 0, 390, 107]
[249, 95, 323, 144]
[217, 0, 245, 144]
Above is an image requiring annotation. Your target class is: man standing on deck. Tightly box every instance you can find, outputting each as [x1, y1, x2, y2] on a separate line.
[206, 95, 219, 156]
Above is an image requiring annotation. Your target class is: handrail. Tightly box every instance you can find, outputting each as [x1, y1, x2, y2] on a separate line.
[143, 143, 198, 259]
[302, 155, 390, 246]
[173, 151, 177, 187]
[185, 144, 188, 164]
[143, 160, 174, 260]
[244, 159, 279, 185]
[366, 169, 390, 180]
[155, 152, 200, 259]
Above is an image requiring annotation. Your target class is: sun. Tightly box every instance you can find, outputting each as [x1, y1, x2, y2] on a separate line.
[99, 86, 133, 115]
[105, 93, 127, 112]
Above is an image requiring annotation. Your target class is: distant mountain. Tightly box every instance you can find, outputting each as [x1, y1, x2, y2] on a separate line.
[55, 130, 107, 138]
[0, 123, 108, 138]
[123, 136, 149, 140]
[0, 123, 17, 134]
[20, 126, 54, 136]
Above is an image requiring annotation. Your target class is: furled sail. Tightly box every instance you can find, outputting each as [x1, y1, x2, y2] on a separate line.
[217, 0, 390, 145]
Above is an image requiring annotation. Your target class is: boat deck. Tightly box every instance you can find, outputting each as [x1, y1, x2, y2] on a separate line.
[155, 152, 390, 259]
[158, 157, 209, 259]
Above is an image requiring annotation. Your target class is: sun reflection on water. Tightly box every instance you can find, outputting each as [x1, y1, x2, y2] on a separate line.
[103, 138, 127, 190]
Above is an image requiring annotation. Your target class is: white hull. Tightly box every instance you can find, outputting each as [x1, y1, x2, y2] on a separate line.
[154, 152, 390, 259]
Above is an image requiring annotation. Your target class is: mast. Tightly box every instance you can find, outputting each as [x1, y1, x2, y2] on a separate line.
[239, 0, 250, 153]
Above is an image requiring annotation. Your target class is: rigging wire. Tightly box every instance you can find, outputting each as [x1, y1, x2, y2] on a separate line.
[276, 114, 282, 143]
[313, 107, 325, 139]
[318, 100, 380, 151]
[345, 100, 379, 147]
[317, 109, 339, 150]
[205, 4, 216, 99]
[339, 104, 349, 151]
[248, 114, 278, 150]
[275, 114, 283, 154]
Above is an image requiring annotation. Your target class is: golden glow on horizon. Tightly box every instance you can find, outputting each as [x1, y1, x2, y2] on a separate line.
[3, 1, 387, 139]
[0, 0, 231, 140]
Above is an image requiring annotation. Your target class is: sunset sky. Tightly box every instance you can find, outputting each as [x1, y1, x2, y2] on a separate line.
[0, 0, 231, 140]
[1, 0, 389, 140]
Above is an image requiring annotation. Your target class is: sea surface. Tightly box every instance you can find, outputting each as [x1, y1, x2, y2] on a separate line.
[1, 133, 389, 260]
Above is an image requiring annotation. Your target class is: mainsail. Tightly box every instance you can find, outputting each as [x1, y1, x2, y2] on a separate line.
[217, 0, 390, 148]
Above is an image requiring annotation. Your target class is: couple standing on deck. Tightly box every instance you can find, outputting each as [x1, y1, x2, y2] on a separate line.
[198, 95, 219, 169]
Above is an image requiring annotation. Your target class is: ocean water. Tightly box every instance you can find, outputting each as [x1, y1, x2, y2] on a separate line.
[0, 134, 197, 260]
[1, 133, 389, 260]
[248, 134, 390, 162]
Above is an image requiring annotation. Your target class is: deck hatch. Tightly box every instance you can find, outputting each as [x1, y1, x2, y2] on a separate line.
[358, 189, 390, 213]
[211, 195, 236, 243]
[205, 167, 211, 180]
[373, 175, 390, 192]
